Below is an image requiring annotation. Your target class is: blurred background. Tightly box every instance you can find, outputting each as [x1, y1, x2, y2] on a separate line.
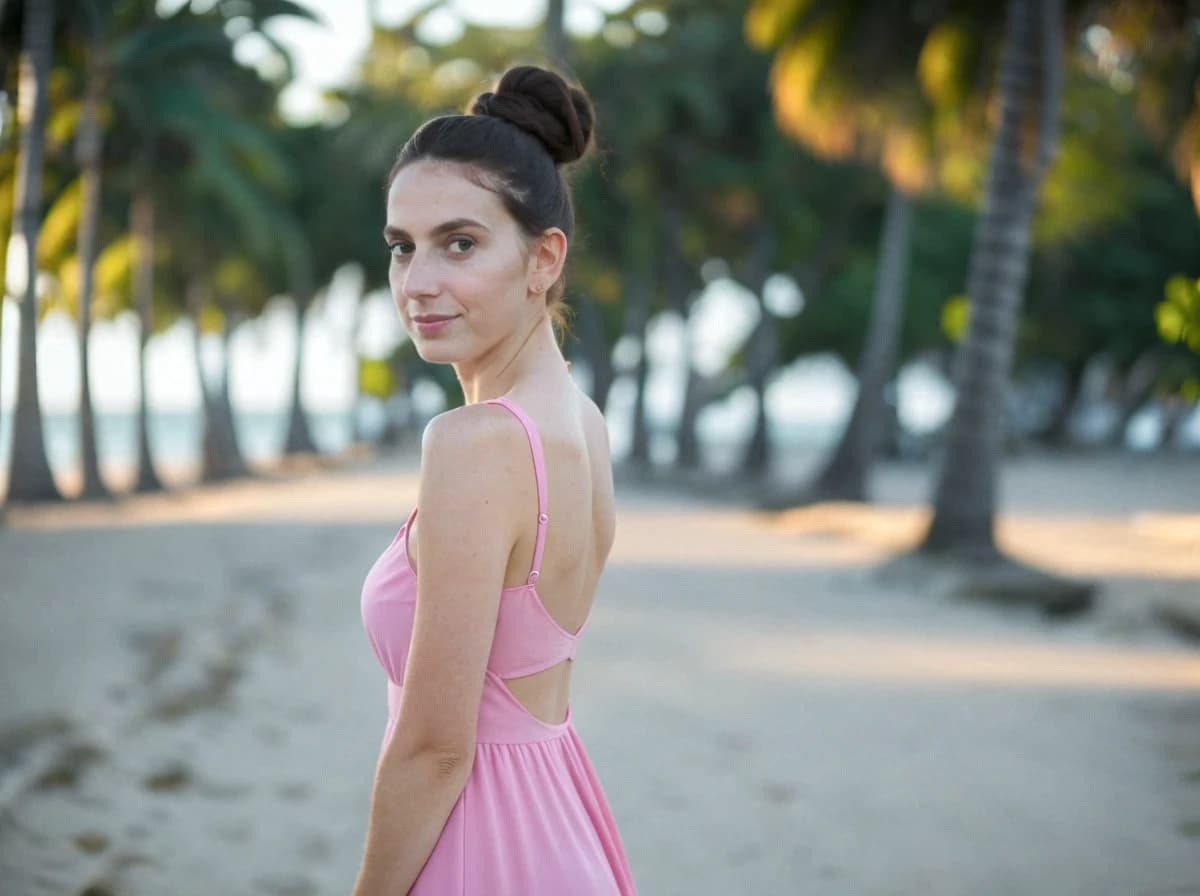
[0, 0, 1197, 503]
[1, 1, 1199, 894]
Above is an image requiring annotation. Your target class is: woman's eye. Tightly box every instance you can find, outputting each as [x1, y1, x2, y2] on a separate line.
[388, 242, 413, 260]
[448, 237, 475, 255]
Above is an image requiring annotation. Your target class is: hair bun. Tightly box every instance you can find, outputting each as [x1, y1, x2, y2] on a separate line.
[470, 65, 594, 165]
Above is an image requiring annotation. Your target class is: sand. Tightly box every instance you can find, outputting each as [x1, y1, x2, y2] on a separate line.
[0, 449, 1197, 895]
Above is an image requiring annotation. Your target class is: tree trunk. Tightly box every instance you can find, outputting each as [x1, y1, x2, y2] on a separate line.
[5, 0, 61, 503]
[213, 305, 248, 475]
[626, 275, 652, 467]
[808, 184, 914, 501]
[1041, 356, 1087, 447]
[544, 0, 568, 72]
[348, 287, 367, 444]
[191, 282, 248, 481]
[1106, 349, 1163, 448]
[921, 0, 1063, 559]
[575, 294, 614, 413]
[1158, 396, 1190, 451]
[739, 220, 778, 478]
[74, 55, 111, 500]
[132, 187, 163, 493]
[661, 200, 703, 471]
[283, 295, 318, 454]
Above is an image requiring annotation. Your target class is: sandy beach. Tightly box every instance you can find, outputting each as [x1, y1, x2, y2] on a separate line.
[1, 449, 1198, 895]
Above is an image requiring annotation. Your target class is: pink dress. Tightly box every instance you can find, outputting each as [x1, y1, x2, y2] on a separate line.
[360, 395, 638, 895]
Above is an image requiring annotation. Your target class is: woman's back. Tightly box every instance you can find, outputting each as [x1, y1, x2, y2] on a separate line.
[403, 384, 614, 726]
[359, 388, 635, 895]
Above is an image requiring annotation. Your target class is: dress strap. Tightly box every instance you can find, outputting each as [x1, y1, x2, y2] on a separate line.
[484, 396, 549, 585]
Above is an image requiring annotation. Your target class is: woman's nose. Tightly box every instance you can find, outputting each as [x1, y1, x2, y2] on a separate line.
[401, 252, 440, 299]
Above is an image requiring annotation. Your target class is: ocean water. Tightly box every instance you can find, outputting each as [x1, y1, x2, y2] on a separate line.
[0, 407, 356, 476]
[0, 398, 842, 490]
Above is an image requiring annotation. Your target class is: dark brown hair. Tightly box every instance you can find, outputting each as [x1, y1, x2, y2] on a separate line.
[388, 65, 595, 333]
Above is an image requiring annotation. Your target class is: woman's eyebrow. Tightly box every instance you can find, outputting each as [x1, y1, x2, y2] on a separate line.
[383, 218, 491, 241]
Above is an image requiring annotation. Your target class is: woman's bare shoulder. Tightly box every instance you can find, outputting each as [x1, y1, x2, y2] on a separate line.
[572, 391, 611, 453]
[417, 403, 531, 514]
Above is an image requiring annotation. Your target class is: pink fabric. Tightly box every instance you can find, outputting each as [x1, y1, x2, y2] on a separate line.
[360, 395, 637, 895]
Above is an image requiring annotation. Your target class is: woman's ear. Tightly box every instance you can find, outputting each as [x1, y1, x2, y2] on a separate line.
[527, 228, 568, 294]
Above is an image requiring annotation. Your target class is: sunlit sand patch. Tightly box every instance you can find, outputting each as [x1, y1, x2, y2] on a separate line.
[4, 468, 422, 531]
[7, 468, 1198, 586]
[717, 629, 1200, 692]
[760, 502, 1200, 581]
[610, 508, 892, 568]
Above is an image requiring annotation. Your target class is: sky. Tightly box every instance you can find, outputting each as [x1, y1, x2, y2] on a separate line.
[249, 0, 635, 122]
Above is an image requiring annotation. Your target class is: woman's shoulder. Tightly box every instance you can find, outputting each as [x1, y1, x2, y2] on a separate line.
[571, 389, 611, 453]
[423, 400, 524, 440]
[418, 402, 532, 479]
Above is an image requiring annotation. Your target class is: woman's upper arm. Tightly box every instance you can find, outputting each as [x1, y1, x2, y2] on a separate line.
[387, 405, 523, 761]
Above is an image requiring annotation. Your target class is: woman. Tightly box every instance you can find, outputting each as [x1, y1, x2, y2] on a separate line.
[355, 65, 638, 895]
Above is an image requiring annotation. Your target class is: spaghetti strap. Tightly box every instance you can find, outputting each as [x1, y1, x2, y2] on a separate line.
[484, 396, 549, 586]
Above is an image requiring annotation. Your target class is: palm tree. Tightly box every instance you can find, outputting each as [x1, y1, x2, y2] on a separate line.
[101, 1, 308, 489]
[545, 0, 567, 72]
[64, 0, 309, 496]
[806, 185, 913, 500]
[746, 0, 969, 502]
[128, 177, 162, 491]
[72, 16, 112, 500]
[5, 0, 61, 503]
[921, 0, 1065, 559]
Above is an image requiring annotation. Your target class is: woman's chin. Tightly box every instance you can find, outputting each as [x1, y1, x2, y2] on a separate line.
[412, 342, 462, 365]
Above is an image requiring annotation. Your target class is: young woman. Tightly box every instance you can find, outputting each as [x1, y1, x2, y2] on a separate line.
[355, 66, 638, 895]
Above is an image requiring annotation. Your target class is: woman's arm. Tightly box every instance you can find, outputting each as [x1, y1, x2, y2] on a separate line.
[352, 406, 524, 895]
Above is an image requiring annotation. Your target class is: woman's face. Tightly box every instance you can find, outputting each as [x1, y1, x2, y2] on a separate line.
[384, 159, 538, 367]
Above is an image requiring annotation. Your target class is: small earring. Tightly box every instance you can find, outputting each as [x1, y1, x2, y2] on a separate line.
[532, 283, 544, 294]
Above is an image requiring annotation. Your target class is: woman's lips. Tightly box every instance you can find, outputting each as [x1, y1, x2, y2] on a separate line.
[413, 315, 459, 335]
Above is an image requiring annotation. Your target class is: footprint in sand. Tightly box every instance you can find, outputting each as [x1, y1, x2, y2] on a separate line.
[73, 831, 109, 854]
[143, 764, 191, 793]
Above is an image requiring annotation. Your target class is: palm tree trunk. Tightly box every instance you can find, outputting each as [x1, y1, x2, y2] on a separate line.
[132, 187, 163, 493]
[808, 184, 913, 501]
[921, 0, 1064, 557]
[625, 204, 657, 469]
[347, 285, 367, 444]
[283, 295, 317, 454]
[74, 57, 111, 500]
[661, 200, 703, 470]
[544, 0, 568, 72]
[1158, 396, 1191, 451]
[1041, 356, 1087, 446]
[739, 220, 778, 477]
[5, 0, 61, 503]
[1106, 349, 1163, 448]
[626, 275, 652, 467]
[575, 294, 614, 413]
[191, 282, 247, 481]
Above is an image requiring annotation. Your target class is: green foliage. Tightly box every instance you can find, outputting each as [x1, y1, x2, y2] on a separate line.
[37, 177, 81, 272]
[1158, 275, 1200, 352]
[1024, 135, 1200, 371]
[1035, 60, 1140, 244]
[942, 294, 969, 343]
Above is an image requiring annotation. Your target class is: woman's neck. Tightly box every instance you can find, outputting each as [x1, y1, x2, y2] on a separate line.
[456, 316, 567, 405]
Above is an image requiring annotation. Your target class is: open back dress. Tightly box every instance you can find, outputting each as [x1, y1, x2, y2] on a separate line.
[360, 395, 638, 895]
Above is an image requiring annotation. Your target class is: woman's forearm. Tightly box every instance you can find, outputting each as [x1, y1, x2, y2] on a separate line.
[352, 747, 473, 896]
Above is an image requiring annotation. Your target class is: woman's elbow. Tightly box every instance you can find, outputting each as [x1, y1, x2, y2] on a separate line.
[429, 747, 472, 781]
[385, 735, 475, 781]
